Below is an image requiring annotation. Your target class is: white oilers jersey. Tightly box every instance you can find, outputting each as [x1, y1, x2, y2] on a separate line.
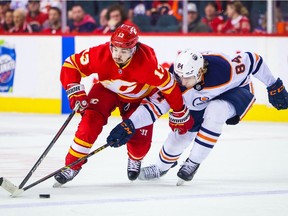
[179, 51, 276, 111]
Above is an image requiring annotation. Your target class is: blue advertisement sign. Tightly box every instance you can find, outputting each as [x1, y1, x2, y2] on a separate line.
[0, 40, 16, 92]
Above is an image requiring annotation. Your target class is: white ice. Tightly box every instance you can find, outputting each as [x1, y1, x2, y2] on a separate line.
[0, 113, 288, 216]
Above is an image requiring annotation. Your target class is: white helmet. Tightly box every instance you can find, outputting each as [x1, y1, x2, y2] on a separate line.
[174, 49, 204, 82]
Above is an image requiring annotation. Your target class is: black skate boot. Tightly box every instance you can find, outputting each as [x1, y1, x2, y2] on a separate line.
[127, 158, 141, 181]
[53, 168, 81, 187]
[177, 158, 199, 186]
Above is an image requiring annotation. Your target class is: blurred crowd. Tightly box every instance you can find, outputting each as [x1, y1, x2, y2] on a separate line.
[0, 0, 287, 34]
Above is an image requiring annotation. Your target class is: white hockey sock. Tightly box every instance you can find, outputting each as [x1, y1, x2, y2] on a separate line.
[189, 124, 221, 164]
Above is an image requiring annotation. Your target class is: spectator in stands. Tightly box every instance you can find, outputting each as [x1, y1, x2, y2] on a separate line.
[186, 3, 211, 33]
[10, 0, 28, 10]
[217, 1, 251, 34]
[26, 0, 49, 32]
[39, 0, 61, 14]
[253, 14, 267, 34]
[68, 4, 97, 33]
[97, 4, 139, 34]
[202, 1, 224, 32]
[93, 7, 108, 33]
[0, 0, 11, 24]
[10, 8, 33, 33]
[150, 1, 176, 26]
[2, 9, 14, 32]
[128, 1, 153, 21]
[152, 0, 173, 14]
[42, 6, 65, 34]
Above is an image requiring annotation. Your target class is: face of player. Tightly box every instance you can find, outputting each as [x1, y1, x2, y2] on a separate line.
[111, 46, 134, 66]
[179, 76, 198, 89]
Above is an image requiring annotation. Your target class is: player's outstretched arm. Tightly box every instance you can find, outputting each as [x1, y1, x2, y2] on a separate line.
[267, 78, 288, 110]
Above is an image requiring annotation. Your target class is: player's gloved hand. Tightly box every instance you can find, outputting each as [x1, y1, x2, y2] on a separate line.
[66, 83, 88, 113]
[107, 119, 136, 148]
[267, 78, 288, 110]
[169, 105, 194, 135]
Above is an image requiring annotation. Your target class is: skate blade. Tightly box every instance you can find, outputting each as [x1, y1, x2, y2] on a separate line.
[176, 178, 185, 186]
[52, 181, 63, 188]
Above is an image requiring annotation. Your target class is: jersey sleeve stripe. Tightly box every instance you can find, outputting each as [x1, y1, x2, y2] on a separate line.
[254, 53, 260, 62]
[161, 81, 177, 94]
[159, 72, 172, 88]
[70, 55, 87, 78]
[63, 62, 77, 70]
[246, 52, 254, 75]
[252, 56, 263, 75]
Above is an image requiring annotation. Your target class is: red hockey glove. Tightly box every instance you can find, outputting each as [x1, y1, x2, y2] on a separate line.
[66, 83, 88, 113]
[169, 105, 194, 135]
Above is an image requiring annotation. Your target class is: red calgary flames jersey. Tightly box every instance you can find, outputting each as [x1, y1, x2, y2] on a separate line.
[60, 42, 183, 111]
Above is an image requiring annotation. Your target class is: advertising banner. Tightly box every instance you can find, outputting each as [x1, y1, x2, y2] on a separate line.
[0, 40, 16, 93]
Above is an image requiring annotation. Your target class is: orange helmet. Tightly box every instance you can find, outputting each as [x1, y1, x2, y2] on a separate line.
[110, 24, 139, 49]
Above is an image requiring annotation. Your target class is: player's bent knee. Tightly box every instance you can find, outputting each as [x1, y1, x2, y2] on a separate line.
[75, 109, 107, 143]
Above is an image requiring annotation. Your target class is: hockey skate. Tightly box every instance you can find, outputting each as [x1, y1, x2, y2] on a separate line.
[176, 158, 199, 186]
[53, 168, 81, 187]
[127, 158, 141, 181]
[138, 161, 178, 180]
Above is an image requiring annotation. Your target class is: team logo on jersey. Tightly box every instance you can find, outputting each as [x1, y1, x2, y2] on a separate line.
[192, 54, 198, 60]
[80, 49, 89, 65]
[192, 96, 210, 106]
[90, 98, 99, 104]
[194, 83, 203, 91]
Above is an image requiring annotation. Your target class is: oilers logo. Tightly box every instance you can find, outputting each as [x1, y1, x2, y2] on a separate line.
[0, 41, 16, 92]
[192, 96, 210, 108]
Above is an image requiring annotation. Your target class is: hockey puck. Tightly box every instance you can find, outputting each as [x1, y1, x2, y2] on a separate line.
[39, 194, 50, 198]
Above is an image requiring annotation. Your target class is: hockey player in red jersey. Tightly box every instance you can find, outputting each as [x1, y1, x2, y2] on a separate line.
[54, 24, 194, 185]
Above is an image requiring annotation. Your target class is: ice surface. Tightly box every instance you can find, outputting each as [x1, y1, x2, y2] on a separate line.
[0, 113, 288, 216]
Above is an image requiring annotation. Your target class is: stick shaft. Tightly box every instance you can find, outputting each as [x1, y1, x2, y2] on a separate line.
[19, 109, 77, 189]
[22, 143, 110, 191]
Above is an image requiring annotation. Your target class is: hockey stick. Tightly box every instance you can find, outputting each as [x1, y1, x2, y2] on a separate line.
[17, 104, 80, 189]
[1, 143, 111, 197]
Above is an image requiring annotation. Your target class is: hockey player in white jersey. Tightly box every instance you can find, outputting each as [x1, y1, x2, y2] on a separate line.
[138, 49, 288, 185]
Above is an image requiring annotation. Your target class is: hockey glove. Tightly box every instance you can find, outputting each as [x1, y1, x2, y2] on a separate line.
[169, 105, 194, 135]
[107, 119, 136, 148]
[267, 78, 288, 110]
[66, 83, 88, 113]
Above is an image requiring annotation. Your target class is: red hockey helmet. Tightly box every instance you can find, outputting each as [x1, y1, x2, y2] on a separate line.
[110, 24, 139, 49]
